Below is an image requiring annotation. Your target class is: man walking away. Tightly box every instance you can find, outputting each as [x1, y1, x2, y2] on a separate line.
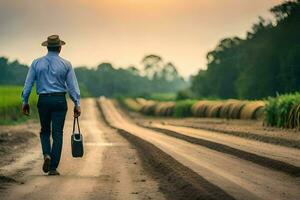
[22, 35, 81, 176]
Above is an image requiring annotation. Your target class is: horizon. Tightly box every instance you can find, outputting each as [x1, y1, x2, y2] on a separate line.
[0, 0, 283, 77]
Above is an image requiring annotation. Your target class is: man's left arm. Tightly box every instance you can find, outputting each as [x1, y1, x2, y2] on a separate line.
[65, 62, 81, 117]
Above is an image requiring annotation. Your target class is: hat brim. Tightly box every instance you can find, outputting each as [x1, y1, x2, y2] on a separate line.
[41, 40, 66, 47]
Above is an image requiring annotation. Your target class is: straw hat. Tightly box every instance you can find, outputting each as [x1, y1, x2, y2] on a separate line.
[41, 35, 66, 47]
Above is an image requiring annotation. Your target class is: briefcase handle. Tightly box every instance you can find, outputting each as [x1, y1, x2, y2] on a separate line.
[72, 117, 81, 134]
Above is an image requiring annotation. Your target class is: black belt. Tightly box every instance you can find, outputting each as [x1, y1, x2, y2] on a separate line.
[39, 92, 66, 96]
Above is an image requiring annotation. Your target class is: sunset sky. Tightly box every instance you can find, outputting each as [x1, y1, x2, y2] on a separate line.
[0, 0, 283, 77]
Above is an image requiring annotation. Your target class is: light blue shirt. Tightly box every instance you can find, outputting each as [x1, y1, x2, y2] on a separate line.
[22, 51, 80, 106]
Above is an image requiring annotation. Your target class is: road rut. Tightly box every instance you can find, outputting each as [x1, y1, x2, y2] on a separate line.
[99, 98, 300, 200]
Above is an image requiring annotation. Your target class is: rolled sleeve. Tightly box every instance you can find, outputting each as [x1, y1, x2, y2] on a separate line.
[65, 62, 81, 106]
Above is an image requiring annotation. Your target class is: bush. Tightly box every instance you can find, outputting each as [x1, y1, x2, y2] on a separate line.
[148, 93, 177, 101]
[173, 100, 197, 117]
[176, 89, 196, 100]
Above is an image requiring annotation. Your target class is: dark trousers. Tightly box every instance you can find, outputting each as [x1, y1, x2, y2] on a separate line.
[37, 95, 67, 170]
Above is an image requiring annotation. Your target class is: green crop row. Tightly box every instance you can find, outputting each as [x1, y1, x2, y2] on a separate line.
[0, 86, 38, 124]
[265, 93, 300, 129]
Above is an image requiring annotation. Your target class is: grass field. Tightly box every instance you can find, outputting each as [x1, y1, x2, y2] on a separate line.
[0, 85, 38, 124]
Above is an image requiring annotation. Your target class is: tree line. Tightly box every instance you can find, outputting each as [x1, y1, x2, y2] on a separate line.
[190, 0, 300, 100]
[0, 55, 187, 98]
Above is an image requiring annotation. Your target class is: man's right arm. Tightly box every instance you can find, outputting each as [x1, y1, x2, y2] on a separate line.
[21, 60, 36, 115]
[22, 61, 36, 104]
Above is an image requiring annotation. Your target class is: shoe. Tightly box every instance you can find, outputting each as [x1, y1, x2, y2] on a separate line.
[48, 170, 60, 176]
[42, 155, 51, 173]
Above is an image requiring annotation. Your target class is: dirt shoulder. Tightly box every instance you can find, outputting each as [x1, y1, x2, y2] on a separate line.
[0, 122, 39, 187]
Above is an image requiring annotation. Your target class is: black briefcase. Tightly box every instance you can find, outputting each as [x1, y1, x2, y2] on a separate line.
[71, 117, 84, 157]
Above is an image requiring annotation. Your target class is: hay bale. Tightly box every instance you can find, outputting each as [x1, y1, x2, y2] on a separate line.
[191, 101, 204, 116]
[253, 106, 265, 120]
[136, 98, 148, 106]
[145, 103, 158, 116]
[140, 101, 157, 115]
[191, 101, 211, 117]
[124, 98, 142, 112]
[154, 103, 165, 116]
[207, 102, 223, 118]
[197, 102, 212, 117]
[140, 104, 150, 114]
[163, 102, 175, 116]
[203, 102, 214, 117]
[154, 102, 175, 116]
[228, 101, 247, 119]
[157, 103, 167, 116]
[165, 103, 176, 116]
[240, 101, 266, 120]
[219, 100, 239, 119]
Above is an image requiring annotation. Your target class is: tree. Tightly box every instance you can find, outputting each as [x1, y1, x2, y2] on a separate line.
[190, 0, 300, 99]
[141, 54, 163, 79]
[0, 55, 187, 98]
[161, 62, 179, 81]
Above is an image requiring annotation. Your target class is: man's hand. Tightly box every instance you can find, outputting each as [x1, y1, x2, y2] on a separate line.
[22, 103, 30, 116]
[74, 106, 81, 117]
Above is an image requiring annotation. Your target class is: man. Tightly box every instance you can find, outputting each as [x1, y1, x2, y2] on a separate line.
[22, 35, 81, 176]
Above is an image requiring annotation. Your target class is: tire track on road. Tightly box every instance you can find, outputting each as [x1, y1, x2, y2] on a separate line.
[98, 97, 300, 200]
[141, 125, 300, 177]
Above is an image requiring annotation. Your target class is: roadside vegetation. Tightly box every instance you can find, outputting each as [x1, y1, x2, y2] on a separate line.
[0, 86, 38, 124]
[265, 93, 300, 129]
[121, 92, 300, 129]
[0, 85, 91, 125]
[120, 98, 265, 120]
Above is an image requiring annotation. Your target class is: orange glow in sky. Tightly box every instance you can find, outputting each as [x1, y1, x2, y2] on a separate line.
[0, 0, 283, 77]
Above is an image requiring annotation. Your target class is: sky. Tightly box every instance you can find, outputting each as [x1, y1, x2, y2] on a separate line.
[0, 0, 283, 77]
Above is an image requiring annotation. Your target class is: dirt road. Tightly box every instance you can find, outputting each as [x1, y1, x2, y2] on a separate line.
[0, 99, 165, 200]
[99, 98, 300, 200]
[1, 98, 300, 200]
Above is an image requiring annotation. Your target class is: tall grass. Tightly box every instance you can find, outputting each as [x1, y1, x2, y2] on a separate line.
[265, 93, 300, 128]
[0, 86, 38, 124]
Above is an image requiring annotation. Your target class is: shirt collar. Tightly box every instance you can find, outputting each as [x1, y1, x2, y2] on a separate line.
[47, 51, 59, 56]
